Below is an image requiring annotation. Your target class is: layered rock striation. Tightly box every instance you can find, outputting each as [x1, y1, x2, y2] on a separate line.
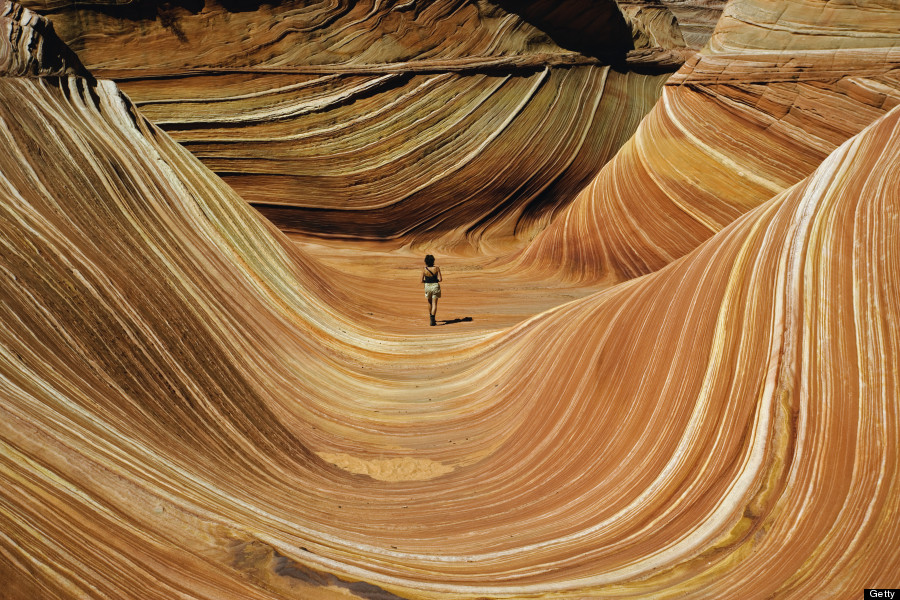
[17, 0, 693, 250]
[514, 0, 900, 281]
[2, 0, 899, 599]
[0, 0, 84, 76]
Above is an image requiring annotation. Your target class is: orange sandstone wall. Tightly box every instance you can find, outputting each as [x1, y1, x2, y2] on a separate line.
[2, 60, 898, 598]
[2, 1, 899, 598]
[514, 0, 900, 281]
[17, 0, 690, 250]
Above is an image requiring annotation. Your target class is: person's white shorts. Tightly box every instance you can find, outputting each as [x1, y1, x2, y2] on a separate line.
[424, 283, 441, 299]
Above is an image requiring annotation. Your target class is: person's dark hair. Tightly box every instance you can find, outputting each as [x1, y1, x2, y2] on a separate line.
[424, 255, 435, 267]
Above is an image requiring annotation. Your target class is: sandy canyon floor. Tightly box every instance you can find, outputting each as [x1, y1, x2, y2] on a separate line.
[291, 236, 601, 335]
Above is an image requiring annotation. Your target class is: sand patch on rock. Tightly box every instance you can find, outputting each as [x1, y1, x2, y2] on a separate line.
[317, 452, 454, 482]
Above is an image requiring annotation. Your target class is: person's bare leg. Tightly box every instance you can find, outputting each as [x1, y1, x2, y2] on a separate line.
[429, 296, 438, 325]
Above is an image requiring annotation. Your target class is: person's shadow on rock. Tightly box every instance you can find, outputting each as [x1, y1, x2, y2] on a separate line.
[439, 317, 473, 325]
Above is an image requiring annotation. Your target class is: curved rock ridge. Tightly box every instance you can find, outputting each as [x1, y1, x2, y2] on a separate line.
[21, 0, 703, 72]
[134, 66, 667, 251]
[658, 0, 725, 49]
[2, 1, 899, 598]
[708, 0, 900, 54]
[619, 0, 687, 50]
[615, 0, 699, 72]
[513, 0, 900, 282]
[2, 52, 899, 597]
[17, 0, 691, 248]
[0, 0, 85, 76]
[22, 0, 604, 73]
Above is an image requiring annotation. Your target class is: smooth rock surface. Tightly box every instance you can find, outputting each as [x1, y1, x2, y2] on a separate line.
[1, 0, 899, 598]
[514, 0, 900, 281]
[17, 0, 690, 249]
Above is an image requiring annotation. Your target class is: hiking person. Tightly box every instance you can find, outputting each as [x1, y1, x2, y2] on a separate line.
[422, 255, 442, 326]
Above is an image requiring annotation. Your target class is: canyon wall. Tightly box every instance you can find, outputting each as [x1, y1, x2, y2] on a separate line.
[514, 0, 900, 281]
[2, 1, 899, 598]
[17, 0, 700, 250]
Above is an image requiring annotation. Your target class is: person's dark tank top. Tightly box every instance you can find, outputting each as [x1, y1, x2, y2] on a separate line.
[423, 267, 439, 283]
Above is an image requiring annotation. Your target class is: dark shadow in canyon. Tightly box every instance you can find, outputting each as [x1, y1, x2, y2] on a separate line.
[492, 0, 635, 64]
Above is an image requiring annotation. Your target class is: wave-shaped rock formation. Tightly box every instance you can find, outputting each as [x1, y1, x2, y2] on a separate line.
[2, 0, 900, 598]
[17, 0, 702, 250]
[0, 0, 84, 76]
[515, 0, 900, 281]
[657, 0, 725, 49]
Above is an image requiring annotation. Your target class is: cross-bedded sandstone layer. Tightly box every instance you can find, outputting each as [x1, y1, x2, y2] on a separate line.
[0, 0, 84, 76]
[2, 0, 899, 598]
[514, 0, 900, 281]
[17, 0, 697, 250]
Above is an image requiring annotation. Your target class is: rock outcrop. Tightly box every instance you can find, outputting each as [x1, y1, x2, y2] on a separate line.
[659, 0, 725, 49]
[0, 0, 84, 76]
[16, 0, 692, 250]
[1, 0, 899, 599]
[514, 0, 900, 281]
